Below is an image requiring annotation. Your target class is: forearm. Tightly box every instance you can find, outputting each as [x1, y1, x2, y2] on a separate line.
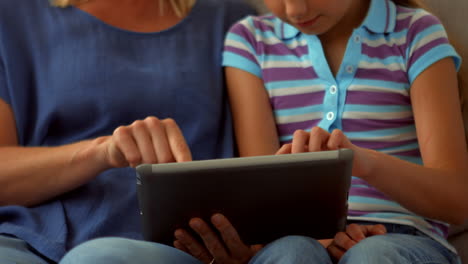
[0, 137, 111, 206]
[360, 148, 468, 225]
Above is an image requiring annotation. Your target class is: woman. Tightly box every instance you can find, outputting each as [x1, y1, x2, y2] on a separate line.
[0, 0, 254, 262]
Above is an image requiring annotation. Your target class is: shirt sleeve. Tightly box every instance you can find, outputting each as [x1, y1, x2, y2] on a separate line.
[405, 9, 462, 84]
[222, 16, 263, 78]
[0, 55, 10, 105]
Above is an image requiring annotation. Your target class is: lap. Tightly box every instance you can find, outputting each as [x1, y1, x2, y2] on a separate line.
[340, 232, 461, 264]
[59, 237, 202, 264]
[0, 234, 53, 264]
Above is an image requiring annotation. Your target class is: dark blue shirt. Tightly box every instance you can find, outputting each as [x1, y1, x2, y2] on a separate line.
[0, 0, 254, 261]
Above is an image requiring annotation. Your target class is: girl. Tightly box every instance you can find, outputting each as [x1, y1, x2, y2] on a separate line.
[173, 0, 467, 263]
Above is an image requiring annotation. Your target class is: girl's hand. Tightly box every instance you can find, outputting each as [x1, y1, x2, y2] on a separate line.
[174, 213, 263, 264]
[102, 116, 192, 168]
[276, 126, 371, 177]
[327, 224, 387, 261]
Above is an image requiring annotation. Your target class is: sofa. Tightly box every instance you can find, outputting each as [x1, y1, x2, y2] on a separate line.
[244, 0, 468, 262]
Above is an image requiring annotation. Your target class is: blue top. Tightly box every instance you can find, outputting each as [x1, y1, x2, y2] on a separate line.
[0, 0, 254, 261]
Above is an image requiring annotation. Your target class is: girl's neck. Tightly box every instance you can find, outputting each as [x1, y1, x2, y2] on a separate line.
[76, 0, 185, 32]
[319, 0, 371, 43]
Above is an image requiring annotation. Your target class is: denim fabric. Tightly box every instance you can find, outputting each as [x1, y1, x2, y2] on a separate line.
[56, 223, 461, 263]
[0, 235, 54, 264]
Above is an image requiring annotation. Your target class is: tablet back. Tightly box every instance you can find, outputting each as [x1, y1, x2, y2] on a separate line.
[136, 149, 353, 246]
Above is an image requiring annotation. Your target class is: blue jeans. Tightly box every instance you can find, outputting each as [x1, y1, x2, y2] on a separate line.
[0, 234, 54, 264]
[0, 224, 462, 264]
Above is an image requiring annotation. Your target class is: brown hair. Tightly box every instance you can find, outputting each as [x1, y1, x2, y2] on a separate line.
[51, 0, 196, 17]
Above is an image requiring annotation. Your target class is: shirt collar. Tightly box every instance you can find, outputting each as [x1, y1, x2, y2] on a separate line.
[361, 0, 397, 33]
[274, 0, 396, 40]
[274, 17, 301, 40]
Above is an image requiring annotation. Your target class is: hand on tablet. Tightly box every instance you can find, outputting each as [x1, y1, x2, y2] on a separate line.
[327, 223, 387, 261]
[102, 117, 192, 168]
[276, 126, 370, 177]
[174, 213, 263, 264]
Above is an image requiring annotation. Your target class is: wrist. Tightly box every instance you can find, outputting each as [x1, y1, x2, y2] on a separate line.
[356, 147, 380, 180]
[71, 136, 113, 173]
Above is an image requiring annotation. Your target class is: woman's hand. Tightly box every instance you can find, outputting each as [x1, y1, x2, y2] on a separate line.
[327, 224, 387, 261]
[276, 126, 371, 177]
[174, 214, 263, 264]
[102, 116, 192, 168]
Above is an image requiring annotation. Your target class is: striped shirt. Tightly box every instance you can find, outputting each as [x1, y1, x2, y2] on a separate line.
[223, 0, 461, 252]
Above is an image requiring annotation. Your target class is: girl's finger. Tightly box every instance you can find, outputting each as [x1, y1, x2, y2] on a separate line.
[174, 229, 212, 263]
[345, 223, 366, 242]
[327, 242, 346, 261]
[291, 130, 310, 153]
[162, 118, 192, 162]
[333, 231, 356, 250]
[327, 129, 352, 150]
[276, 143, 292, 155]
[367, 224, 387, 236]
[308, 126, 330, 152]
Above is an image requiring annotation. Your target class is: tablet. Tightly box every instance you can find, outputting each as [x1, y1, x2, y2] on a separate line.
[136, 149, 353, 246]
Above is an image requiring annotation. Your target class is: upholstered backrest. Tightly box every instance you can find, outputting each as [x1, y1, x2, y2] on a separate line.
[424, 0, 468, 147]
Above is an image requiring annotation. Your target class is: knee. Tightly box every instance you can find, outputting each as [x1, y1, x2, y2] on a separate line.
[251, 236, 332, 264]
[60, 237, 190, 264]
[60, 237, 136, 264]
[341, 235, 405, 264]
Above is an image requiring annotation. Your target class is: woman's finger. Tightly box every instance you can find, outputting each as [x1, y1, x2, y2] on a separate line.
[308, 127, 330, 152]
[174, 239, 190, 254]
[131, 120, 158, 164]
[174, 229, 212, 263]
[250, 244, 264, 254]
[291, 130, 310, 153]
[189, 218, 230, 263]
[145, 116, 175, 164]
[162, 118, 192, 162]
[113, 125, 141, 167]
[211, 214, 251, 259]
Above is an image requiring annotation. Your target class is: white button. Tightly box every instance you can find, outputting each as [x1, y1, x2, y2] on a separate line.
[346, 65, 354, 73]
[330, 85, 337, 94]
[326, 112, 335, 120]
[354, 35, 361, 43]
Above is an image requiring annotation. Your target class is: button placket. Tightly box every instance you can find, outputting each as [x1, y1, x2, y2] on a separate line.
[326, 84, 338, 121]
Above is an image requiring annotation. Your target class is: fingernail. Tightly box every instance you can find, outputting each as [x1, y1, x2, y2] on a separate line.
[190, 219, 201, 230]
[212, 214, 223, 225]
[174, 229, 183, 239]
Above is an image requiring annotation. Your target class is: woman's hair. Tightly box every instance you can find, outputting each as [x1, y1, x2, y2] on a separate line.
[51, 0, 196, 17]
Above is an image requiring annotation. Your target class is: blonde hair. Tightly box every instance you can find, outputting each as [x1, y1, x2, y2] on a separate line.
[51, 0, 196, 17]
